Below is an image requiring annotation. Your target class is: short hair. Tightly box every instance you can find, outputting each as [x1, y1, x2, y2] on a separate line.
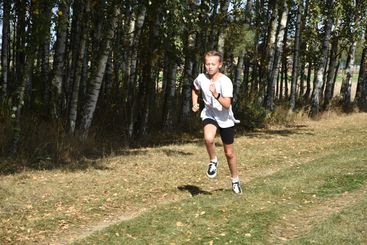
[204, 50, 223, 62]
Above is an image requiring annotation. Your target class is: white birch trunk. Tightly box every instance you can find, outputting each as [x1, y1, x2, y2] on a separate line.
[68, 1, 90, 134]
[51, 1, 70, 96]
[1, 0, 10, 97]
[290, 1, 302, 110]
[267, 7, 279, 77]
[324, 37, 339, 110]
[266, 2, 288, 111]
[310, 0, 334, 117]
[341, 41, 357, 111]
[127, 7, 146, 138]
[80, 7, 120, 139]
[233, 51, 245, 106]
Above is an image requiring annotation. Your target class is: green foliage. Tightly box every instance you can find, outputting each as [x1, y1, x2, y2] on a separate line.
[235, 100, 267, 131]
[225, 24, 255, 57]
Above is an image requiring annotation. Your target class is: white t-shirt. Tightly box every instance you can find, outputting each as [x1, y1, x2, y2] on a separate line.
[193, 73, 240, 128]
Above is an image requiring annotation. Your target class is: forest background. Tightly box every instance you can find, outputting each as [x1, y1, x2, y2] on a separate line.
[1, 0, 367, 172]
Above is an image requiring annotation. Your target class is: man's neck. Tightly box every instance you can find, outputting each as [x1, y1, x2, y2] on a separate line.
[209, 72, 221, 81]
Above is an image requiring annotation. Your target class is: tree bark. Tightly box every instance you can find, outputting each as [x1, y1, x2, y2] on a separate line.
[290, 1, 303, 110]
[50, 0, 70, 118]
[162, 62, 177, 129]
[323, 37, 339, 110]
[265, 1, 288, 111]
[233, 51, 245, 107]
[127, 7, 146, 138]
[1, 0, 11, 98]
[355, 27, 367, 110]
[310, 0, 334, 118]
[68, 0, 90, 134]
[341, 41, 357, 112]
[180, 31, 196, 129]
[79, 6, 120, 139]
[134, 4, 162, 138]
[358, 51, 367, 111]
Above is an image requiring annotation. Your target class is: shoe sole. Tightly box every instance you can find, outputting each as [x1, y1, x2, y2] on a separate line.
[207, 172, 217, 178]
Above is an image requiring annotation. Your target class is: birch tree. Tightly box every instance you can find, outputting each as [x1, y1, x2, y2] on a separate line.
[126, 6, 146, 138]
[79, 5, 120, 139]
[323, 33, 340, 110]
[341, 41, 357, 112]
[340, 0, 362, 112]
[356, 22, 367, 111]
[1, 0, 11, 98]
[50, 0, 70, 117]
[290, 0, 303, 111]
[265, 1, 288, 111]
[68, 0, 90, 134]
[310, 0, 334, 118]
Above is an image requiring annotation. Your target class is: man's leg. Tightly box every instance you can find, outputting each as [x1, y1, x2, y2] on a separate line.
[203, 122, 219, 178]
[223, 143, 238, 178]
[203, 122, 217, 160]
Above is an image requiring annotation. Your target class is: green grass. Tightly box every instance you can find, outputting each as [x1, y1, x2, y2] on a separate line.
[75, 147, 367, 244]
[1, 113, 367, 244]
[294, 199, 367, 244]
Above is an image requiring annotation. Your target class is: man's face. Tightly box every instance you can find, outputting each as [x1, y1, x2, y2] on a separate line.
[205, 55, 222, 76]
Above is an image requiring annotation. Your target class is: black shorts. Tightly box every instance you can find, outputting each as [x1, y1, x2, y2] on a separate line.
[203, 118, 235, 145]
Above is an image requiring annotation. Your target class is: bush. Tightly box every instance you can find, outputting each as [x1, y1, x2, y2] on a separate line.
[234, 100, 267, 131]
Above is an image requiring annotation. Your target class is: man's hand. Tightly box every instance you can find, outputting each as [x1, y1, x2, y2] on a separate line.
[209, 81, 219, 98]
[192, 103, 200, 112]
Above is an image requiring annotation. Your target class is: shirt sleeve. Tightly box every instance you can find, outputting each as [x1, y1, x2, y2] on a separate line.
[193, 74, 201, 90]
[220, 76, 233, 98]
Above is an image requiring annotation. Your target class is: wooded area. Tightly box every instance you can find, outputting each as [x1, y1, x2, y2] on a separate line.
[1, 0, 367, 166]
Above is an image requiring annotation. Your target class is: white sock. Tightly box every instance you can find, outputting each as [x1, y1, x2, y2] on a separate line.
[231, 176, 239, 183]
[210, 157, 218, 163]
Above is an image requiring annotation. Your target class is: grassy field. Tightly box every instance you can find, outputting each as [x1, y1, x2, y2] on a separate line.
[1, 112, 367, 244]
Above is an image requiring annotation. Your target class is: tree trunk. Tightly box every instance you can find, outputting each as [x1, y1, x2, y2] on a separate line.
[133, 3, 163, 138]
[265, 1, 288, 111]
[180, 31, 196, 129]
[79, 6, 120, 139]
[355, 46, 366, 103]
[217, 0, 230, 55]
[280, 12, 291, 100]
[358, 51, 367, 111]
[290, 1, 303, 110]
[355, 27, 367, 110]
[323, 37, 339, 110]
[162, 62, 177, 129]
[266, 4, 278, 84]
[304, 62, 312, 100]
[127, 7, 146, 138]
[14, 0, 27, 96]
[50, 0, 70, 118]
[12, 0, 33, 154]
[341, 41, 357, 112]
[233, 51, 245, 107]
[310, 0, 334, 118]
[68, 1, 90, 134]
[1, 0, 11, 98]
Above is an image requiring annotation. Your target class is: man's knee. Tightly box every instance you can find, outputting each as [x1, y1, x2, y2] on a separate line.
[224, 149, 234, 159]
[204, 136, 215, 145]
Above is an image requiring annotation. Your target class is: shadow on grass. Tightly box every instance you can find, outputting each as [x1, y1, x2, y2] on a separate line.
[243, 124, 314, 138]
[177, 185, 212, 197]
[0, 122, 313, 175]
